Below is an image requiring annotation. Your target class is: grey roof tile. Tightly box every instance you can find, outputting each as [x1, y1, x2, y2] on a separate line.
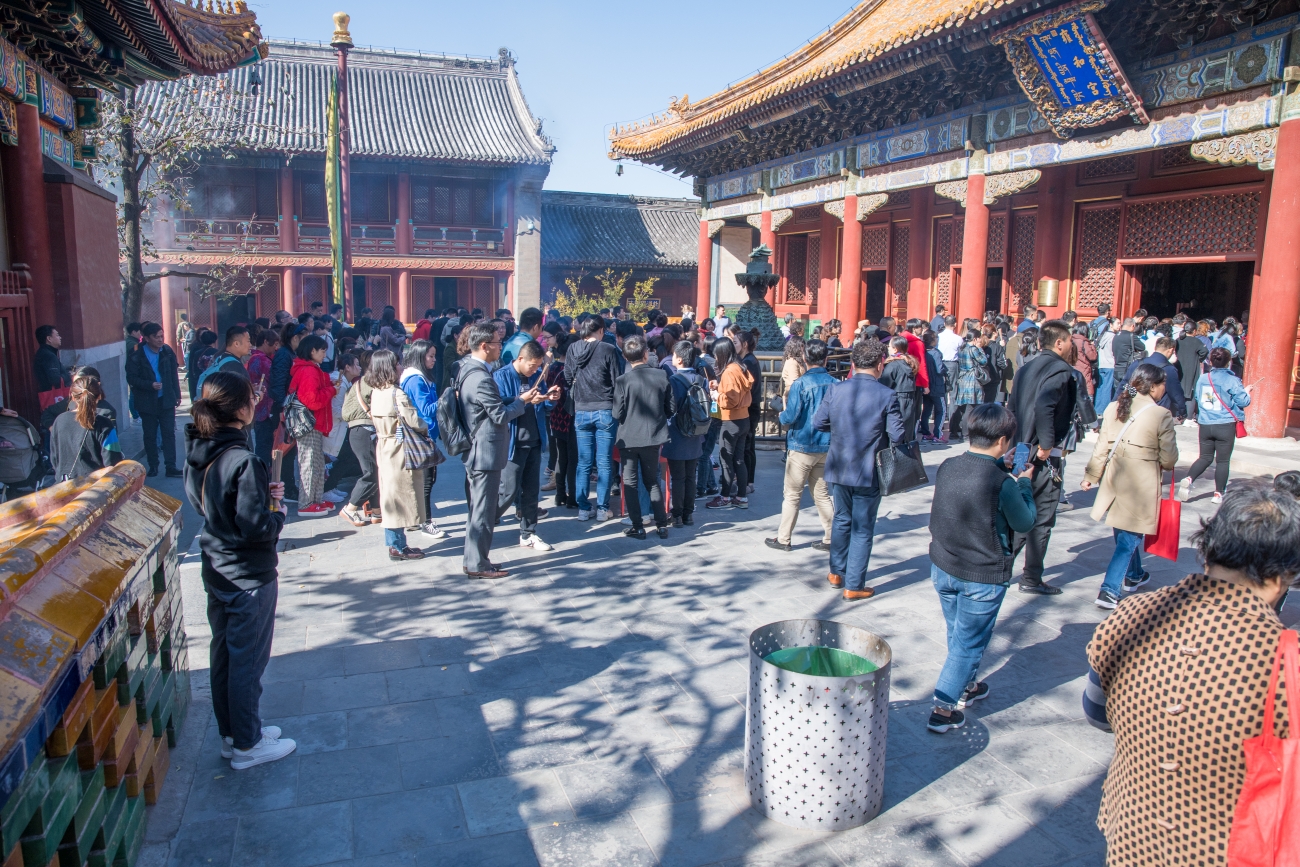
[135, 41, 553, 166]
[542, 191, 699, 269]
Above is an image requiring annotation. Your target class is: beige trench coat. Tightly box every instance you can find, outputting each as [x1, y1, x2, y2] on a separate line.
[369, 386, 427, 529]
[1082, 393, 1178, 535]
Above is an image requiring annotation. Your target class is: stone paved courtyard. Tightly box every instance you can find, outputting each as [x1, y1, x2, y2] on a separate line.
[139, 440, 1300, 867]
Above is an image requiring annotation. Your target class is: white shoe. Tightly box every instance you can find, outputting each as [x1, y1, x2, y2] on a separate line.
[1177, 478, 1192, 502]
[222, 726, 282, 759]
[620, 516, 632, 526]
[230, 734, 296, 769]
[596, 508, 610, 522]
[1212, 491, 1223, 505]
[578, 509, 593, 521]
[322, 488, 348, 503]
[419, 520, 448, 540]
[519, 534, 554, 552]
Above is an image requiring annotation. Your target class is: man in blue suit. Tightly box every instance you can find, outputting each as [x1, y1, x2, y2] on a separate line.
[813, 338, 906, 601]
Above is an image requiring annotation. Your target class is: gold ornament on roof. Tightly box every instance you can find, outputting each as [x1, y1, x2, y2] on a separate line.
[332, 12, 353, 46]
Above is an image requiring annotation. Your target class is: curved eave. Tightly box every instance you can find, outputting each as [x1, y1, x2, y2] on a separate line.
[94, 0, 263, 81]
[610, 0, 1029, 162]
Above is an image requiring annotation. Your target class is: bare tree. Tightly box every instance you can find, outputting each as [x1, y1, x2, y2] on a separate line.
[88, 78, 300, 329]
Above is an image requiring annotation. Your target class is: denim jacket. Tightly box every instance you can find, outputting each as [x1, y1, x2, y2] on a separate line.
[779, 366, 835, 454]
[1194, 368, 1250, 426]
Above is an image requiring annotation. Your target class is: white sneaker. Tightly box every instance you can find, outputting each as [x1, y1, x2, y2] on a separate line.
[596, 508, 610, 522]
[620, 516, 632, 526]
[578, 509, 593, 521]
[419, 520, 448, 540]
[230, 734, 296, 770]
[1177, 477, 1192, 502]
[221, 726, 282, 759]
[520, 534, 554, 552]
[1212, 491, 1223, 505]
[322, 488, 348, 503]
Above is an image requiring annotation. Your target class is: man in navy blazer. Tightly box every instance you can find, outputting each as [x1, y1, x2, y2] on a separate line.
[813, 338, 906, 600]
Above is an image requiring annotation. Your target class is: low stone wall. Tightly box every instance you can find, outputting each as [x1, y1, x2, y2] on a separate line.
[0, 462, 187, 867]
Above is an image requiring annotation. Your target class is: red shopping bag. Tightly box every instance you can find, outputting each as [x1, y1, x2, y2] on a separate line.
[1143, 480, 1181, 561]
[37, 386, 70, 411]
[1228, 630, 1300, 867]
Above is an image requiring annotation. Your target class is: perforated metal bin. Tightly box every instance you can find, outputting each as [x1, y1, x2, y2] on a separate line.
[745, 619, 892, 831]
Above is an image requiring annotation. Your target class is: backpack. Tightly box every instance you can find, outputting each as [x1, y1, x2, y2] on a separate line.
[195, 353, 241, 394]
[436, 378, 472, 458]
[0, 414, 41, 485]
[674, 373, 712, 437]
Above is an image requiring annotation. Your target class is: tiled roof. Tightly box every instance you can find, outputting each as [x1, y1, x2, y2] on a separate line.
[609, 0, 1018, 159]
[542, 192, 699, 269]
[136, 40, 554, 165]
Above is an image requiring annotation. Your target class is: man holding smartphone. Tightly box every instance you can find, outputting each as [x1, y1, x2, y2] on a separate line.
[493, 340, 558, 552]
[1008, 320, 1078, 596]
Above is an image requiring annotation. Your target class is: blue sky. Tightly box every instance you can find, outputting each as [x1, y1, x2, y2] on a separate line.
[249, 0, 854, 198]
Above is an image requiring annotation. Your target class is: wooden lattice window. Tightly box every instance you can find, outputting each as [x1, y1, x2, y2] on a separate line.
[301, 274, 330, 312]
[934, 220, 955, 307]
[890, 190, 912, 207]
[298, 171, 326, 222]
[890, 224, 910, 318]
[862, 225, 889, 269]
[411, 178, 497, 226]
[1076, 206, 1122, 310]
[1079, 154, 1137, 183]
[1009, 211, 1036, 313]
[351, 175, 392, 224]
[189, 168, 278, 220]
[257, 276, 282, 319]
[1157, 146, 1201, 171]
[952, 217, 965, 265]
[413, 277, 435, 316]
[987, 214, 1007, 265]
[806, 234, 821, 307]
[1123, 191, 1261, 258]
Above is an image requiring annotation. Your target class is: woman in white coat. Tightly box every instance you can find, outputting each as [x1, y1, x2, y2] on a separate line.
[366, 350, 428, 561]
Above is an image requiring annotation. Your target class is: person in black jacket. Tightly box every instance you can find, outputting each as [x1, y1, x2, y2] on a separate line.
[266, 324, 303, 501]
[1124, 336, 1186, 422]
[126, 323, 182, 477]
[33, 325, 71, 401]
[564, 315, 623, 520]
[737, 332, 764, 492]
[183, 371, 295, 770]
[1110, 317, 1146, 383]
[1008, 320, 1078, 596]
[613, 336, 677, 539]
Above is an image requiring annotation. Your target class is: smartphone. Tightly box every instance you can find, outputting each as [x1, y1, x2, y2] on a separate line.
[1012, 442, 1031, 475]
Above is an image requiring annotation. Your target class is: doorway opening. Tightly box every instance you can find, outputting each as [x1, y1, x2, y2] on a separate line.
[216, 294, 253, 336]
[353, 275, 367, 315]
[864, 271, 886, 323]
[1134, 261, 1253, 322]
[985, 268, 1003, 316]
[434, 277, 458, 311]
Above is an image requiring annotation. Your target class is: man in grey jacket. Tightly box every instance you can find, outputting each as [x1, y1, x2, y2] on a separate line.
[456, 322, 531, 579]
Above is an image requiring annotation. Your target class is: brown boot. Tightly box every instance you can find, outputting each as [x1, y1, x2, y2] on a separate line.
[827, 573, 844, 589]
[843, 588, 875, 601]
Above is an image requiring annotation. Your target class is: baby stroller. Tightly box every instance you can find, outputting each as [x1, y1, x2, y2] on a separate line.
[0, 413, 43, 502]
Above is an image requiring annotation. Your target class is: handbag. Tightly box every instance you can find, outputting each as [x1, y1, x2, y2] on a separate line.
[1227, 629, 1300, 867]
[1143, 479, 1181, 561]
[1208, 375, 1249, 438]
[392, 389, 445, 472]
[875, 439, 928, 496]
[38, 386, 70, 412]
[282, 393, 316, 441]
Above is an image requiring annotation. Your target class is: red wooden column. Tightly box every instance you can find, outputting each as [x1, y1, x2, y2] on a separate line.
[760, 210, 775, 254]
[818, 208, 839, 322]
[839, 196, 862, 326]
[907, 187, 932, 319]
[397, 270, 412, 322]
[1248, 118, 1300, 436]
[9, 104, 56, 327]
[279, 166, 296, 252]
[396, 173, 412, 256]
[1034, 165, 1068, 319]
[696, 220, 712, 320]
[956, 172, 989, 325]
[283, 267, 298, 314]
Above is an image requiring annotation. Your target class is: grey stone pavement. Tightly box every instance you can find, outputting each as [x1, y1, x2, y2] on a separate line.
[135, 430, 1300, 867]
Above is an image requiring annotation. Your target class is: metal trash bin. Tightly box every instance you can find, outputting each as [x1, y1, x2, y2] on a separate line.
[745, 619, 892, 830]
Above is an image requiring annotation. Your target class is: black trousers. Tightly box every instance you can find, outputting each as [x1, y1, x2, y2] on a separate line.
[553, 429, 578, 506]
[498, 444, 542, 535]
[206, 579, 277, 750]
[547, 419, 558, 472]
[621, 445, 666, 530]
[253, 416, 276, 466]
[1011, 457, 1063, 585]
[744, 406, 760, 486]
[1188, 422, 1236, 493]
[140, 406, 177, 470]
[347, 426, 380, 510]
[720, 418, 751, 498]
[667, 458, 698, 520]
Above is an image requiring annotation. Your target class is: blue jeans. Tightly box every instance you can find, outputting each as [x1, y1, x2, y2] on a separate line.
[697, 419, 721, 495]
[920, 394, 946, 438]
[931, 565, 1007, 710]
[574, 409, 616, 511]
[829, 484, 882, 591]
[1102, 529, 1144, 598]
[1095, 369, 1115, 416]
[385, 528, 408, 549]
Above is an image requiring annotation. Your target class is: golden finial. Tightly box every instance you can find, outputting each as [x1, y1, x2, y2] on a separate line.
[331, 12, 353, 46]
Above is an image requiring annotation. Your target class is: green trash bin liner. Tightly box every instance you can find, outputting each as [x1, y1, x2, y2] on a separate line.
[762, 645, 878, 677]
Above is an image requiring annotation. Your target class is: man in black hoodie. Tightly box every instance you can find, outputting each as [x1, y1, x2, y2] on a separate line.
[1008, 320, 1078, 596]
[613, 336, 676, 539]
[564, 315, 623, 521]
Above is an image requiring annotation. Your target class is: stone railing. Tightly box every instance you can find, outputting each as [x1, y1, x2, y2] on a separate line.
[0, 462, 188, 867]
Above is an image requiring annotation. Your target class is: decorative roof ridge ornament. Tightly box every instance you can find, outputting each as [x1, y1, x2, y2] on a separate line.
[331, 11, 353, 47]
[991, 1, 1148, 139]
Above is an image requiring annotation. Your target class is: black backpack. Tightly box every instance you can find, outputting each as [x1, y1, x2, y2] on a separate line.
[674, 372, 712, 437]
[436, 368, 475, 458]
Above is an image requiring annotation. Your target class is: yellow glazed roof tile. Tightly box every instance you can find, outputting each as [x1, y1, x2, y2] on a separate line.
[610, 0, 1009, 158]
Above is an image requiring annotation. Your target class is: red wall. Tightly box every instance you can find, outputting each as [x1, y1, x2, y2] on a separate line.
[45, 179, 122, 349]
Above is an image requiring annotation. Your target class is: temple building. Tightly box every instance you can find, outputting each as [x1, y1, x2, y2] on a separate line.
[610, 0, 1300, 437]
[0, 0, 263, 418]
[137, 40, 554, 345]
[540, 191, 699, 315]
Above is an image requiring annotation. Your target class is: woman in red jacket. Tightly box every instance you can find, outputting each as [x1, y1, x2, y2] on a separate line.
[288, 335, 337, 517]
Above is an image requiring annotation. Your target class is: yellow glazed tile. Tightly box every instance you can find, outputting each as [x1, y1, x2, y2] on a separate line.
[78, 524, 139, 575]
[0, 610, 76, 685]
[16, 576, 106, 651]
[0, 668, 43, 757]
[0, 546, 41, 600]
[50, 545, 128, 609]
